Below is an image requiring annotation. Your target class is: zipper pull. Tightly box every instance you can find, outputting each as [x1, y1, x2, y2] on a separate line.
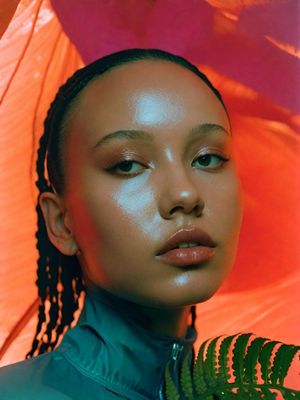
[171, 342, 184, 361]
[159, 343, 184, 400]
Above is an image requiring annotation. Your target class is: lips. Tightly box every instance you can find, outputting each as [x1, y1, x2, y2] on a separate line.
[155, 227, 217, 267]
[156, 227, 216, 256]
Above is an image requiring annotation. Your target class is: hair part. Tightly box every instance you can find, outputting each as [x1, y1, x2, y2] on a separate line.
[27, 48, 226, 358]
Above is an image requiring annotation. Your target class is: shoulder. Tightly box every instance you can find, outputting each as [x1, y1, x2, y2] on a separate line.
[0, 350, 129, 400]
[0, 351, 72, 400]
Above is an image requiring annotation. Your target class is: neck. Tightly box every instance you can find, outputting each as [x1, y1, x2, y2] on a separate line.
[126, 302, 192, 339]
[86, 281, 193, 339]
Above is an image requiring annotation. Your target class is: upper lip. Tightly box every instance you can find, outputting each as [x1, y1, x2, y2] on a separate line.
[156, 227, 217, 256]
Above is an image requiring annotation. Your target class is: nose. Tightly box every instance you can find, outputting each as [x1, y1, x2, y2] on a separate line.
[157, 165, 205, 219]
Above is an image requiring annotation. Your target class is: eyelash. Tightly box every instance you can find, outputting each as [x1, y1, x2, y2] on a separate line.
[106, 153, 230, 176]
[192, 153, 230, 169]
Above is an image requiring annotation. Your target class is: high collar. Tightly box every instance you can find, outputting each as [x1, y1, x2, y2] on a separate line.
[57, 284, 198, 400]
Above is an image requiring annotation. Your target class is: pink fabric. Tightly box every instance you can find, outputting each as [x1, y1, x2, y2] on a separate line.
[51, 0, 300, 113]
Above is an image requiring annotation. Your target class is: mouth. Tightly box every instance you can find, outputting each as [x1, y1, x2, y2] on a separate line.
[156, 227, 217, 267]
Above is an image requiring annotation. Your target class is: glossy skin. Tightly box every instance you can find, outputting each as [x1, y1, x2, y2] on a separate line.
[40, 60, 244, 337]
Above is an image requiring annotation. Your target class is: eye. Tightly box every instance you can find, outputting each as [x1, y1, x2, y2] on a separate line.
[192, 153, 230, 170]
[107, 160, 145, 175]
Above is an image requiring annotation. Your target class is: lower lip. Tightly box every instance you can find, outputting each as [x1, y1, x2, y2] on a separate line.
[156, 246, 216, 267]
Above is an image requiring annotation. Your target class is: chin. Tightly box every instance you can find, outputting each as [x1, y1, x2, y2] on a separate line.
[136, 284, 223, 310]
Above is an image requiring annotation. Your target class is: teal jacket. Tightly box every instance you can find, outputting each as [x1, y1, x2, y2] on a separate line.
[0, 285, 197, 399]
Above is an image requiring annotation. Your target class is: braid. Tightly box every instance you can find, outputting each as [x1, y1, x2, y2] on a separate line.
[27, 48, 226, 358]
[26, 104, 85, 358]
[191, 305, 197, 329]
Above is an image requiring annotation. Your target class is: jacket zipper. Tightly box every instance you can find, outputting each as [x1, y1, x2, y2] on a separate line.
[171, 342, 184, 362]
[158, 342, 184, 399]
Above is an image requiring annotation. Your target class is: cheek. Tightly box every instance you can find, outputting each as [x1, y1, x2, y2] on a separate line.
[108, 175, 161, 239]
[67, 188, 124, 286]
[206, 168, 243, 242]
[69, 173, 156, 256]
[68, 176, 160, 289]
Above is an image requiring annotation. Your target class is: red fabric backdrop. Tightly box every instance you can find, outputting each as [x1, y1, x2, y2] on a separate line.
[0, 1, 299, 384]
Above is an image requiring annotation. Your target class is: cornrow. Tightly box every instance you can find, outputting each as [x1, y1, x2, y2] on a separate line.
[26, 48, 226, 358]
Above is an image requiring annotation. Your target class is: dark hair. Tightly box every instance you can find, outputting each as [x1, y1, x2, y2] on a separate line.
[26, 48, 227, 358]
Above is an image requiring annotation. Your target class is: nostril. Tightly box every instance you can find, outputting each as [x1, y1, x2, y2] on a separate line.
[169, 202, 203, 217]
[194, 203, 204, 217]
[169, 205, 185, 215]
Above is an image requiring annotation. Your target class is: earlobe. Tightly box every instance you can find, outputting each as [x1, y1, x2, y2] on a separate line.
[39, 192, 78, 256]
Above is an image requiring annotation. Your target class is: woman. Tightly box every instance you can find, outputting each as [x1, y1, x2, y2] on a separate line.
[0, 48, 243, 399]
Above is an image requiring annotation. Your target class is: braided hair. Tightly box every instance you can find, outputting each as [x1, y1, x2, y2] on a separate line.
[26, 48, 227, 358]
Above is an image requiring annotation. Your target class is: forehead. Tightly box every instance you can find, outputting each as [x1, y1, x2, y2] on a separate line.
[66, 59, 230, 147]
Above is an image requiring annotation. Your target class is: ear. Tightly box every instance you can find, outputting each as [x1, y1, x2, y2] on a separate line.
[39, 192, 78, 256]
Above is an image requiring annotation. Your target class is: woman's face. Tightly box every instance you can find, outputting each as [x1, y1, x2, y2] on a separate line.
[62, 60, 244, 308]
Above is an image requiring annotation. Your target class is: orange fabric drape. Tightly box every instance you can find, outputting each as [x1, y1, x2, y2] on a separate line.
[0, 0, 83, 366]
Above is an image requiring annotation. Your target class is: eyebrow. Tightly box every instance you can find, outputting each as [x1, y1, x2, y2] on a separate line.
[92, 123, 230, 151]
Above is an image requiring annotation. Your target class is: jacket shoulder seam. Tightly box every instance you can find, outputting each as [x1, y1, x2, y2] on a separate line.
[58, 351, 152, 400]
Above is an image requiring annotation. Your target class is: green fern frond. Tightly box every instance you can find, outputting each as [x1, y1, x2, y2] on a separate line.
[270, 343, 300, 386]
[259, 387, 277, 399]
[180, 354, 194, 399]
[280, 388, 300, 400]
[164, 361, 180, 400]
[258, 340, 278, 383]
[164, 332, 300, 399]
[203, 336, 220, 387]
[236, 386, 261, 399]
[243, 336, 269, 383]
[193, 339, 208, 395]
[232, 332, 252, 383]
[277, 344, 300, 386]
[270, 342, 287, 385]
[217, 334, 236, 384]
